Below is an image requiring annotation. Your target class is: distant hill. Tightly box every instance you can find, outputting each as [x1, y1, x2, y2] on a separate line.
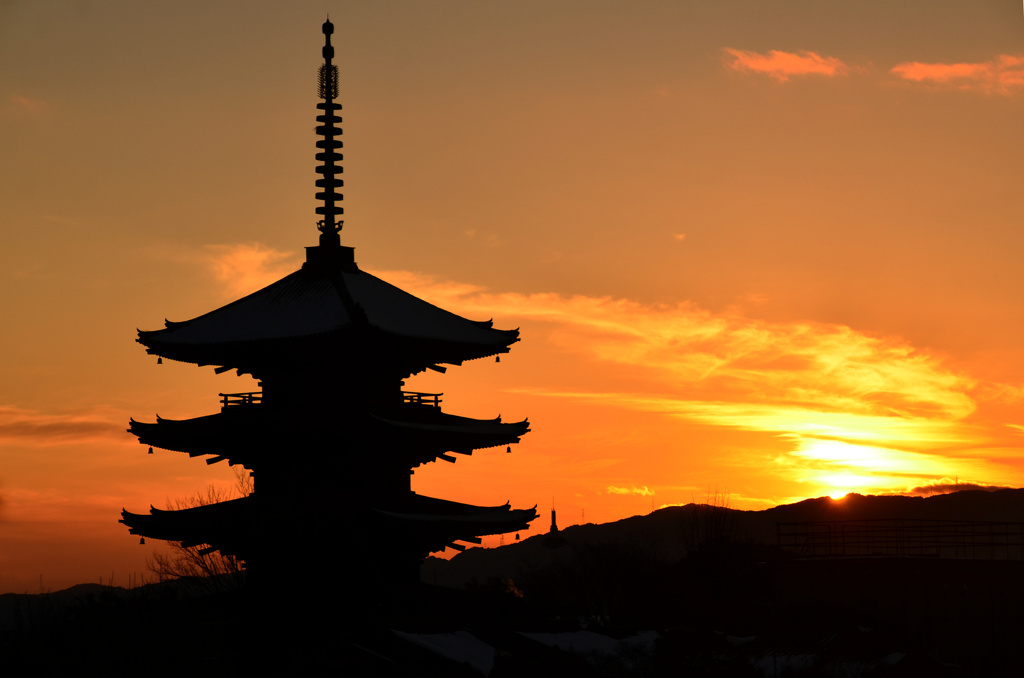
[422, 488, 1024, 588]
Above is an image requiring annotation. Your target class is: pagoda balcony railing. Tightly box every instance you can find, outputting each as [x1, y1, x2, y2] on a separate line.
[217, 390, 439, 410]
[219, 391, 263, 411]
[402, 391, 442, 408]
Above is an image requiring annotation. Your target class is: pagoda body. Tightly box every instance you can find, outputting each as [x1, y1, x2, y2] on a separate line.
[121, 21, 537, 587]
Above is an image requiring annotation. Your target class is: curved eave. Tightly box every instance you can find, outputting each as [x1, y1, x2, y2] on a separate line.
[371, 413, 529, 464]
[136, 265, 520, 373]
[391, 492, 535, 518]
[375, 508, 538, 532]
[129, 406, 529, 466]
[129, 417, 254, 468]
[372, 412, 529, 438]
[374, 499, 538, 553]
[137, 328, 518, 377]
[120, 496, 253, 560]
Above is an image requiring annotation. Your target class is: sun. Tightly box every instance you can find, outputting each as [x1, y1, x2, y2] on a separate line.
[792, 439, 946, 498]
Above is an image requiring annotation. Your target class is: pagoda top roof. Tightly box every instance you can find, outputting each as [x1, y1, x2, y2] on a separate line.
[138, 247, 518, 373]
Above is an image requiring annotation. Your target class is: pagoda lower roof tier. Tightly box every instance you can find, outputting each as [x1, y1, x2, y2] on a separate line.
[375, 494, 538, 554]
[137, 250, 518, 377]
[120, 492, 537, 560]
[128, 405, 529, 468]
[120, 496, 254, 562]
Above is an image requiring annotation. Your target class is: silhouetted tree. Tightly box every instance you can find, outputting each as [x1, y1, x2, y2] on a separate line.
[681, 490, 740, 555]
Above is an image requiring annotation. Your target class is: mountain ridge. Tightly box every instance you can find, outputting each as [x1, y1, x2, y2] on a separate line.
[422, 488, 1024, 588]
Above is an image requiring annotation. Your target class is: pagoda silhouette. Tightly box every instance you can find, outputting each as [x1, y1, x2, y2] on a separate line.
[121, 20, 538, 589]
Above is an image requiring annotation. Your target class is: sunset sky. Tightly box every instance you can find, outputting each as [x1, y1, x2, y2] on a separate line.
[4, 1, 1024, 593]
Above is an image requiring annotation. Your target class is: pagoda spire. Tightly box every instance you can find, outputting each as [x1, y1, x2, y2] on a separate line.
[315, 18, 343, 247]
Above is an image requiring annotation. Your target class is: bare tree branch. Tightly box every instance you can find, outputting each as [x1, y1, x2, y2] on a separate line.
[146, 467, 252, 592]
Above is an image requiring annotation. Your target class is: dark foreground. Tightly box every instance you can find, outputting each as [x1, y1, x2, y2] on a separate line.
[3, 548, 1024, 676]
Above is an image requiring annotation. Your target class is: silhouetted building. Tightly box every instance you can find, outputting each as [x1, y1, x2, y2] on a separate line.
[121, 19, 537, 589]
[542, 507, 566, 549]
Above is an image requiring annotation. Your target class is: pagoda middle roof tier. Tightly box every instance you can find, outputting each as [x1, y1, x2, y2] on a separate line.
[129, 405, 529, 468]
[137, 252, 518, 374]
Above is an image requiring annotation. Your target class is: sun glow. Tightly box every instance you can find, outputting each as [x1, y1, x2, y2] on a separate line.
[792, 439, 952, 497]
[793, 439, 941, 472]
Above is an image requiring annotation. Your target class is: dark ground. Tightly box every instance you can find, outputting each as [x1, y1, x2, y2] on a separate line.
[6, 491, 1024, 675]
[4, 549, 1024, 675]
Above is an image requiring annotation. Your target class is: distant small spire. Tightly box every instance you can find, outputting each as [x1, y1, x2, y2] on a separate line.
[315, 17, 343, 246]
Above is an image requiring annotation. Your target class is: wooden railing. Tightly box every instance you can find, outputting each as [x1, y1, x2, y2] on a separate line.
[219, 392, 263, 410]
[402, 391, 442, 407]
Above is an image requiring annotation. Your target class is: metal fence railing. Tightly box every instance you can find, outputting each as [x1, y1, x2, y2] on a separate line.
[777, 519, 1024, 560]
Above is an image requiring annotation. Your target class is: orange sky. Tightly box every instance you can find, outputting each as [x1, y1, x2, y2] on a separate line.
[4, 1, 1024, 593]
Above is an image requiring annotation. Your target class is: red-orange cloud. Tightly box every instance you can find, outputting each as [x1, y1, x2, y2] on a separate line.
[891, 55, 1024, 94]
[202, 243, 299, 297]
[723, 48, 848, 82]
[0, 406, 123, 445]
[10, 95, 48, 113]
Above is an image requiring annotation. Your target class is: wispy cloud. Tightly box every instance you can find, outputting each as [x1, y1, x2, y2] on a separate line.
[723, 49, 848, 82]
[891, 55, 1024, 94]
[607, 485, 655, 497]
[377, 269, 1015, 495]
[381, 269, 974, 421]
[534, 394, 975, 448]
[0, 406, 123, 445]
[202, 243, 299, 297]
[10, 94, 49, 113]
